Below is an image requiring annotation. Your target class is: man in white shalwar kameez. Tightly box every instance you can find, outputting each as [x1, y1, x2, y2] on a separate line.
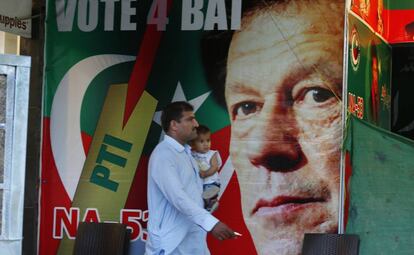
[145, 101, 236, 255]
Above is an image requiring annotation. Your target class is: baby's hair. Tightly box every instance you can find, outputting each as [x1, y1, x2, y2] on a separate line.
[196, 125, 210, 135]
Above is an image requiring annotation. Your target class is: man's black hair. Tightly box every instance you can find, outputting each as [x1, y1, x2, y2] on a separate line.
[201, 0, 279, 108]
[161, 101, 194, 132]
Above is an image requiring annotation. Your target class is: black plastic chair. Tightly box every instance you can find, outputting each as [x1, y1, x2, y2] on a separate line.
[302, 233, 359, 255]
[73, 222, 130, 255]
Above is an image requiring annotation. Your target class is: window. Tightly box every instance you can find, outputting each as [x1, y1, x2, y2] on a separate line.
[0, 54, 30, 254]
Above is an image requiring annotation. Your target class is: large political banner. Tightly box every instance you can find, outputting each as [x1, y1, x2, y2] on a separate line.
[40, 1, 345, 254]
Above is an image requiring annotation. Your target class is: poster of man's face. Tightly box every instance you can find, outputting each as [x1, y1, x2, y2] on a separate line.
[204, 0, 344, 254]
[41, 0, 345, 254]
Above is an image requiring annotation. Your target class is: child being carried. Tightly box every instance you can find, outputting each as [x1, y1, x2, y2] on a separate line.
[190, 125, 222, 212]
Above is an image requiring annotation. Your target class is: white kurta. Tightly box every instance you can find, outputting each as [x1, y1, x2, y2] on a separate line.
[145, 135, 219, 255]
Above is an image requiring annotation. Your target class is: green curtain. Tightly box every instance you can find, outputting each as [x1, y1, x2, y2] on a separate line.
[345, 116, 414, 254]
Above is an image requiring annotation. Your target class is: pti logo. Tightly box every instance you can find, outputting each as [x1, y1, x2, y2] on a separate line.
[351, 27, 360, 71]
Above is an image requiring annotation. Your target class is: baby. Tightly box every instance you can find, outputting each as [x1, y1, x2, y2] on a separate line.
[190, 125, 222, 212]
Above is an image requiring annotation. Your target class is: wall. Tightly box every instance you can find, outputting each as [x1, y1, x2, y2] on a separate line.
[19, 0, 44, 254]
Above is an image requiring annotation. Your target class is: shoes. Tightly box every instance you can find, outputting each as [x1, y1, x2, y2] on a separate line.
[202, 185, 220, 200]
[202, 185, 220, 212]
[209, 201, 219, 213]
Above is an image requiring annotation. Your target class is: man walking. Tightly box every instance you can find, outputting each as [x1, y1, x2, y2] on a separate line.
[145, 101, 235, 255]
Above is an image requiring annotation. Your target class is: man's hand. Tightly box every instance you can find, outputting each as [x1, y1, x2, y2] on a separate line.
[210, 221, 236, 241]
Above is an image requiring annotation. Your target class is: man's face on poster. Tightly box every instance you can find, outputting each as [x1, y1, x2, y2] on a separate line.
[224, 1, 344, 254]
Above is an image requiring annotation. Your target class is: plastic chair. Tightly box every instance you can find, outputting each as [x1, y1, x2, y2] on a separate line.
[302, 233, 359, 255]
[73, 222, 130, 255]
